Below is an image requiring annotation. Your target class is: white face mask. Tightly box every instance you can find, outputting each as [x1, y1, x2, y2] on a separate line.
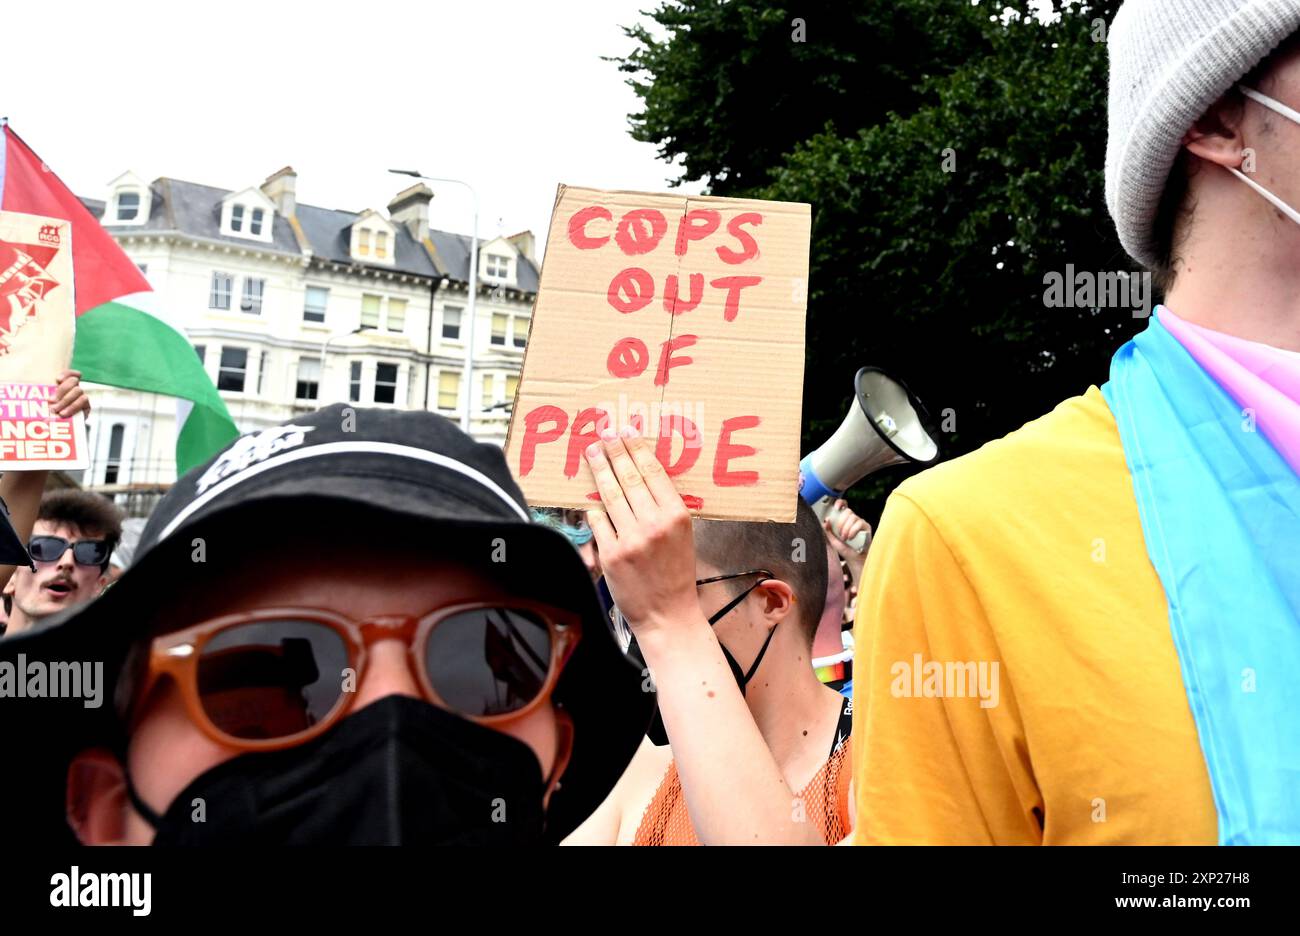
[1229, 85, 1300, 225]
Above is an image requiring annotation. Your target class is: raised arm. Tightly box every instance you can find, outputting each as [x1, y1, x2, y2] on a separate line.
[583, 426, 823, 845]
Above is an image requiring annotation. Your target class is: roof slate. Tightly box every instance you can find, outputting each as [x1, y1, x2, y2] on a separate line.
[83, 177, 539, 290]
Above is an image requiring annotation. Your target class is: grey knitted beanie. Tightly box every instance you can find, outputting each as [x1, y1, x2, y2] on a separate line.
[1106, 0, 1300, 267]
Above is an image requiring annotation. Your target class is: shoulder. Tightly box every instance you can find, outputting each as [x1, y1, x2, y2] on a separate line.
[562, 736, 673, 845]
[861, 383, 1167, 671]
[860, 385, 1153, 633]
[886, 387, 1130, 548]
[899, 387, 1119, 514]
[612, 738, 675, 845]
[626, 736, 675, 789]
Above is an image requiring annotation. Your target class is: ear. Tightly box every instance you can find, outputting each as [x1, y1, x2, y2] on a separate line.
[757, 579, 796, 626]
[1183, 95, 1249, 170]
[66, 747, 131, 845]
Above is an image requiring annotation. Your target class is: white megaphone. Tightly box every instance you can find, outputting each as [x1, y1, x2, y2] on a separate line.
[799, 367, 940, 553]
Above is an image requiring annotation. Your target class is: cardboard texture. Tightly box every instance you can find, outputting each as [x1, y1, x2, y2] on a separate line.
[505, 185, 809, 521]
[0, 209, 88, 470]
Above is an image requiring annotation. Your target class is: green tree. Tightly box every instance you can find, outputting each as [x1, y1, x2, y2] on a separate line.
[618, 1, 1137, 518]
[616, 0, 990, 194]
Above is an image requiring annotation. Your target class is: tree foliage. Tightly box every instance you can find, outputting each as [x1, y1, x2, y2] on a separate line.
[616, 0, 990, 194]
[617, 1, 1139, 517]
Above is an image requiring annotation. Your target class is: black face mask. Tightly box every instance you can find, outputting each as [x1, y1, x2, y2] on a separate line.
[645, 584, 779, 746]
[125, 695, 548, 845]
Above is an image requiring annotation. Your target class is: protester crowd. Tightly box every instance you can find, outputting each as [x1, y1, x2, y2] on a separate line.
[1, 0, 1298, 845]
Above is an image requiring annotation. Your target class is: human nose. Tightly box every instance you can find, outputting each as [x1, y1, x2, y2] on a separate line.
[350, 635, 423, 711]
[55, 544, 76, 572]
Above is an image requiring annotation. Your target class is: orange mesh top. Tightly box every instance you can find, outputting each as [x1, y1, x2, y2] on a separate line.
[631, 737, 853, 846]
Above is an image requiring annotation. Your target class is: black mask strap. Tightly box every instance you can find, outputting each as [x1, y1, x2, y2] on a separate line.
[705, 578, 767, 627]
[123, 771, 163, 831]
[706, 578, 779, 696]
[741, 622, 779, 688]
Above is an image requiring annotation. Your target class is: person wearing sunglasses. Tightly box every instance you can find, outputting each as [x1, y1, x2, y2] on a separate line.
[564, 426, 853, 845]
[0, 370, 97, 637]
[0, 369, 93, 624]
[2, 489, 122, 637]
[0, 405, 653, 845]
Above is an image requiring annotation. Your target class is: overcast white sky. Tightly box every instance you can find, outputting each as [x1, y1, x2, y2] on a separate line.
[3, 0, 700, 251]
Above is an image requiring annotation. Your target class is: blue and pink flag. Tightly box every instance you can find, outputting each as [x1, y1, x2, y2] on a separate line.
[1104, 308, 1300, 844]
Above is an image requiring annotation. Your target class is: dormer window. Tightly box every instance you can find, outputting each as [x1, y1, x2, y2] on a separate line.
[220, 188, 276, 243]
[106, 172, 151, 226]
[116, 191, 141, 222]
[349, 211, 397, 266]
[477, 239, 520, 285]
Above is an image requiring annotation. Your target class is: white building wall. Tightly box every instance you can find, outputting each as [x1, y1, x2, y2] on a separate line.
[90, 229, 531, 502]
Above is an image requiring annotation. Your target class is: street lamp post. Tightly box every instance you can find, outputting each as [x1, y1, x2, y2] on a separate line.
[321, 325, 374, 401]
[389, 169, 479, 434]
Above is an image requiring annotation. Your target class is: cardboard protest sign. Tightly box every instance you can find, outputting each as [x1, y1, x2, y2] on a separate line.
[0, 209, 87, 470]
[505, 185, 810, 521]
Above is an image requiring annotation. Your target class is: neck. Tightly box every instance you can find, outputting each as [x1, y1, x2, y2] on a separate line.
[743, 630, 841, 768]
[1166, 182, 1300, 351]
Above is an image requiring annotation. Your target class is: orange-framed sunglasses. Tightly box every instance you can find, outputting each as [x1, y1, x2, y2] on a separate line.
[134, 601, 581, 752]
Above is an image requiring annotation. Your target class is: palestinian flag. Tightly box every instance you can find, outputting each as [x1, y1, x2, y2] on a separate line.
[0, 123, 237, 475]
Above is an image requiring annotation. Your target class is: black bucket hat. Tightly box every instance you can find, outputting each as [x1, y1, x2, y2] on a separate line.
[0, 404, 653, 843]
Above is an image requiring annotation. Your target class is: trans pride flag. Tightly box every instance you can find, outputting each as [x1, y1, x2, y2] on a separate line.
[1104, 308, 1300, 844]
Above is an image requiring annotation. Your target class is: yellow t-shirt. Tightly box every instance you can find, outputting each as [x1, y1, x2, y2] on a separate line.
[851, 386, 1217, 844]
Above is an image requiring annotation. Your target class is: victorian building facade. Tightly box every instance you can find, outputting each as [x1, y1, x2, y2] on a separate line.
[79, 167, 536, 493]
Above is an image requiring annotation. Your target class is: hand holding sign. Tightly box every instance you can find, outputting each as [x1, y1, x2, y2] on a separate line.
[52, 369, 90, 420]
[583, 424, 703, 640]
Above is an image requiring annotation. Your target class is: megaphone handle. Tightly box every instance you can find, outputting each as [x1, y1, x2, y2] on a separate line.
[824, 501, 869, 555]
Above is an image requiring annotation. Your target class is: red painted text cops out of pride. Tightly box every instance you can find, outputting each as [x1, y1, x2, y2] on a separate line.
[517, 204, 767, 509]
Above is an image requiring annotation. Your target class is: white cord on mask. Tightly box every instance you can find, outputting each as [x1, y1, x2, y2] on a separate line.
[1228, 166, 1300, 226]
[1231, 86, 1300, 226]
[1240, 85, 1300, 125]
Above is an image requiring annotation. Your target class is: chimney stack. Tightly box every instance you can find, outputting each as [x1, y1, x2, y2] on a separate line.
[388, 183, 433, 241]
[262, 166, 297, 217]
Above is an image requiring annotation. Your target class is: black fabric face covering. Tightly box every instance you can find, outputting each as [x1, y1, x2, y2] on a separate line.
[125, 695, 548, 845]
[644, 587, 779, 747]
